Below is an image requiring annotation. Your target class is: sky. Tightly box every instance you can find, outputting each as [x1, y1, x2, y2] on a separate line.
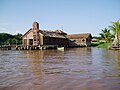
[0, 0, 120, 36]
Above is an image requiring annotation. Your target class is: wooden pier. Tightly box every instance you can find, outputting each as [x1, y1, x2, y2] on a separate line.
[0, 45, 62, 50]
[0, 45, 12, 50]
[16, 45, 59, 50]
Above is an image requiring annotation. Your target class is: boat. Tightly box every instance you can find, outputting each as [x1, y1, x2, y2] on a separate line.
[57, 47, 64, 51]
[109, 47, 120, 50]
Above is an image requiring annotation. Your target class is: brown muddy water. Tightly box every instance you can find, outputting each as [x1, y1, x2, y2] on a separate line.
[0, 48, 120, 90]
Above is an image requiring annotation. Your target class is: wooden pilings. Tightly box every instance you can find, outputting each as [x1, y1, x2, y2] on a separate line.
[16, 45, 59, 50]
[0, 45, 11, 50]
[0, 45, 66, 50]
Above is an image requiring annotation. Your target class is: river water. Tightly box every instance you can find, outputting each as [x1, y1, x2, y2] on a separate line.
[0, 48, 120, 90]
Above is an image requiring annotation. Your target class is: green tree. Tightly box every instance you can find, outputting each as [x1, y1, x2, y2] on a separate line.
[0, 33, 22, 45]
[0, 33, 13, 45]
[13, 33, 22, 44]
[109, 20, 120, 47]
[100, 28, 112, 43]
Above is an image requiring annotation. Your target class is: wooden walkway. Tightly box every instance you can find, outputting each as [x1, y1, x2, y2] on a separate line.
[0, 45, 12, 50]
[0, 45, 60, 50]
[16, 45, 59, 50]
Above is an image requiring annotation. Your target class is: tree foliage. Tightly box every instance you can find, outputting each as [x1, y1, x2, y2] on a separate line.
[99, 28, 112, 43]
[109, 20, 120, 36]
[109, 20, 120, 47]
[0, 33, 22, 45]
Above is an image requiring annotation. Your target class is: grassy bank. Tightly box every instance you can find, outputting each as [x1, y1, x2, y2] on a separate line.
[97, 43, 111, 48]
[91, 42, 101, 47]
[91, 42, 111, 48]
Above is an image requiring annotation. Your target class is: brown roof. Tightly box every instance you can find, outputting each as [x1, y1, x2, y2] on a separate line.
[54, 30, 67, 35]
[22, 28, 67, 39]
[67, 33, 92, 39]
[39, 30, 67, 38]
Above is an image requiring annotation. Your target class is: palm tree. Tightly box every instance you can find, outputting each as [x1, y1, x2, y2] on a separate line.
[109, 20, 120, 48]
[100, 28, 111, 43]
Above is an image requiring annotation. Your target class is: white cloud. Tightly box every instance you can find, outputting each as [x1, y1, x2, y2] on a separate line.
[0, 25, 7, 33]
[15, 30, 21, 34]
[0, 23, 12, 34]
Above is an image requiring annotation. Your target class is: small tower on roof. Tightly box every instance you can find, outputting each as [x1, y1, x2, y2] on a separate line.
[32, 22, 40, 45]
[32, 22, 39, 30]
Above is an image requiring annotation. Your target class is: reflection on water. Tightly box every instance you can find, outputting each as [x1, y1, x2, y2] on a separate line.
[0, 48, 120, 90]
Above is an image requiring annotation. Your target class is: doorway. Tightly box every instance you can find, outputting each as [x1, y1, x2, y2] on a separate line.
[29, 39, 33, 45]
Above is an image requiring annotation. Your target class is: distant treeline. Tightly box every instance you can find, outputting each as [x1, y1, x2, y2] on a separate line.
[0, 33, 22, 45]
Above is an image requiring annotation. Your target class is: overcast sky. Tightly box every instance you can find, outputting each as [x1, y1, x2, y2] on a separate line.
[0, 0, 120, 36]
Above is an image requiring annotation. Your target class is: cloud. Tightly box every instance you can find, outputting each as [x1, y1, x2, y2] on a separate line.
[0, 27, 7, 30]
[0, 23, 10, 33]
[0, 25, 7, 32]
[15, 30, 21, 34]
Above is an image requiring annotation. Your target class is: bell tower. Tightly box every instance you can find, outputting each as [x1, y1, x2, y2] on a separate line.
[32, 22, 39, 30]
[32, 22, 40, 45]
